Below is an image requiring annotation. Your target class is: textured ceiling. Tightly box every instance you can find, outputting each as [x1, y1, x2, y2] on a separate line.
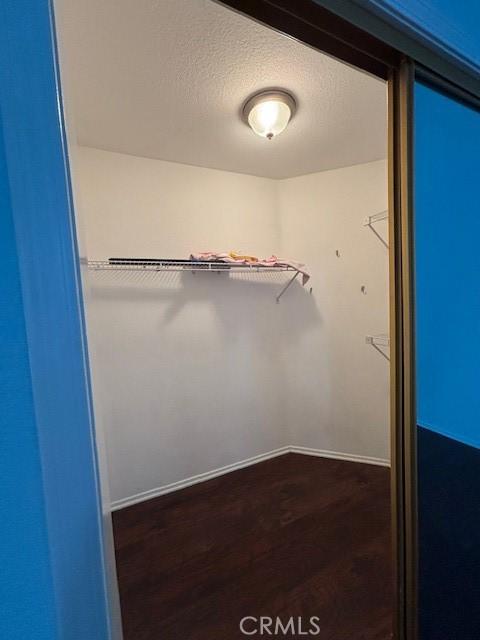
[57, 0, 387, 179]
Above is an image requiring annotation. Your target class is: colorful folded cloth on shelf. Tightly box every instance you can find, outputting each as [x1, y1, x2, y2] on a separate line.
[189, 252, 310, 285]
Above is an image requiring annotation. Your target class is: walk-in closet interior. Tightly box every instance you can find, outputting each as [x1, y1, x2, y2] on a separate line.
[56, 0, 391, 638]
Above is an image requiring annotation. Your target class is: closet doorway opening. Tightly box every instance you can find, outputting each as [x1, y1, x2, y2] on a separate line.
[54, 1, 406, 638]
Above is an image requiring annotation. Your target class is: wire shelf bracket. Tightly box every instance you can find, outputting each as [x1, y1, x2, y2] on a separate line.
[366, 334, 390, 361]
[275, 270, 301, 304]
[363, 210, 389, 248]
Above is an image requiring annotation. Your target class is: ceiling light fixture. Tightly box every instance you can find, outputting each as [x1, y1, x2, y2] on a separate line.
[242, 90, 296, 140]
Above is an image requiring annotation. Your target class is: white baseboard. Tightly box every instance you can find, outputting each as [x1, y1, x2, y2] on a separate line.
[111, 445, 390, 511]
[111, 446, 290, 511]
[289, 445, 390, 468]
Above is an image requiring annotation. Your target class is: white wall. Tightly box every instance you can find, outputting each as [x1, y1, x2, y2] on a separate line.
[74, 147, 389, 506]
[278, 161, 390, 460]
[76, 147, 290, 505]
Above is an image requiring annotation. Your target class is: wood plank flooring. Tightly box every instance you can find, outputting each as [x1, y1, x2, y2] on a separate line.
[113, 453, 392, 639]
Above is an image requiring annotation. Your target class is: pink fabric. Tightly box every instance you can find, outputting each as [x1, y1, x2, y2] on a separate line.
[190, 252, 310, 285]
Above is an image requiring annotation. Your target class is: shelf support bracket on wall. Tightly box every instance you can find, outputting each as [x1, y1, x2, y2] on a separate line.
[276, 270, 300, 303]
[363, 210, 389, 248]
[366, 334, 390, 361]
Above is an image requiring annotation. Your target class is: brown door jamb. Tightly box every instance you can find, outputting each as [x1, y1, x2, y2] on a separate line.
[389, 58, 417, 640]
[217, 0, 401, 79]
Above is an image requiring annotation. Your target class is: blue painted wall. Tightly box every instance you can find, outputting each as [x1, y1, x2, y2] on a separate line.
[0, 1, 110, 638]
[417, 427, 480, 639]
[364, 0, 480, 73]
[0, 107, 58, 640]
[415, 79, 480, 638]
[415, 80, 480, 449]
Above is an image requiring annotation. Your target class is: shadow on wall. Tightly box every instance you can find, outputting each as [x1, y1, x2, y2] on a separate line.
[88, 268, 322, 349]
[86, 268, 323, 499]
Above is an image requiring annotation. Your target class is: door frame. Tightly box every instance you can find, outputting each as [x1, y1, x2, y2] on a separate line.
[218, 1, 417, 638]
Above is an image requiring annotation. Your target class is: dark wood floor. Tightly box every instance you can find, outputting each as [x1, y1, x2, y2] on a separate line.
[113, 453, 392, 640]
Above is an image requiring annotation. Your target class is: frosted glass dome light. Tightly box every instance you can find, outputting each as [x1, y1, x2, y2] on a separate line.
[243, 90, 296, 140]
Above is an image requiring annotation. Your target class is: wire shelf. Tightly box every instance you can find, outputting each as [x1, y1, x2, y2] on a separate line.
[88, 258, 296, 273]
[363, 210, 388, 227]
[87, 258, 304, 302]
